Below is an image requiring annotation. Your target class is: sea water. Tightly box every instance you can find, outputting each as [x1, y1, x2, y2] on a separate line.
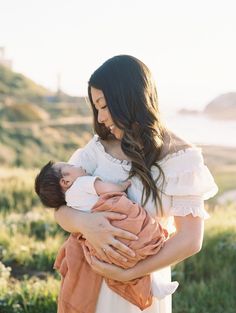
[164, 113, 236, 147]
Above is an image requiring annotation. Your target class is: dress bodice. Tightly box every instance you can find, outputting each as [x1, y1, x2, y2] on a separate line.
[69, 135, 218, 225]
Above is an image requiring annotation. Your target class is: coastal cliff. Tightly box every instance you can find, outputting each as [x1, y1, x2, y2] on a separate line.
[178, 92, 236, 120]
[204, 92, 236, 120]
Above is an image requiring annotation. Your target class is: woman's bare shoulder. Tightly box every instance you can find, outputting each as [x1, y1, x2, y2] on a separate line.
[160, 129, 194, 159]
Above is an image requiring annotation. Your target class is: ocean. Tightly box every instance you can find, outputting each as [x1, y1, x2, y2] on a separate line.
[164, 113, 236, 147]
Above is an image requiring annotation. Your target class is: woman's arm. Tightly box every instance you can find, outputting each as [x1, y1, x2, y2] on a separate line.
[84, 214, 204, 281]
[54, 205, 138, 261]
[127, 214, 204, 279]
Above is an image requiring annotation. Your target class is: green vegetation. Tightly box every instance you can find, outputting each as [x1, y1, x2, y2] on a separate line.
[214, 171, 236, 195]
[0, 64, 48, 102]
[173, 203, 236, 313]
[0, 124, 92, 167]
[201, 145, 236, 200]
[0, 169, 63, 312]
[0, 168, 39, 213]
[0, 264, 59, 313]
[0, 103, 50, 122]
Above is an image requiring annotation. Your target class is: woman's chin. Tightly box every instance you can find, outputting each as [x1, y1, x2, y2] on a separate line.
[112, 129, 124, 140]
[114, 134, 123, 141]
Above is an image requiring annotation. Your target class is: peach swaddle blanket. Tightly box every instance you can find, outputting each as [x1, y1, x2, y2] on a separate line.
[54, 192, 170, 313]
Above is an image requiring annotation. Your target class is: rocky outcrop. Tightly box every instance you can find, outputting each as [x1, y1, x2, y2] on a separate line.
[178, 92, 236, 120]
[204, 92, 236, 120]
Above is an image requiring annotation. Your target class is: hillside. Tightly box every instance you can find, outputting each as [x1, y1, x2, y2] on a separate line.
[0, 64, 94, 167]
[0, 121, 93, 168]
[0, 64, 90, 122]
[0, 64, 49, 102]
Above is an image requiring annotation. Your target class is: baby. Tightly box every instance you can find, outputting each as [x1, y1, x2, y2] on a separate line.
[35, 161, 131, 209]
[35, 161, 178, 308]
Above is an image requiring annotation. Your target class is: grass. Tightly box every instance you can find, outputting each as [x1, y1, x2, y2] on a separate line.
[201, 145, 236, 195]
[0, 168, 39, 214]
[0, 208, 66, 273]
[213, 171, 236, 195]
[0, 202, 235, 313]
[172, 203, 236, 313]
[0, 272, 59, 313]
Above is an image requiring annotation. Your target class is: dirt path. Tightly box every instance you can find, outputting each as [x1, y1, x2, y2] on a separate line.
[2, 115, 92, 129]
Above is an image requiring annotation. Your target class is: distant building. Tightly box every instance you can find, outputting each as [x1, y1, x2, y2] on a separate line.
[0, 47, 12, 69]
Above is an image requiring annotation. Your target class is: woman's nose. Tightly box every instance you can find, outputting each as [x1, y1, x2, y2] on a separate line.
[97, 110, 107, 124]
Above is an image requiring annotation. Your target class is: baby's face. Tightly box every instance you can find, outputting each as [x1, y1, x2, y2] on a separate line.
[54, 162, 87, 184]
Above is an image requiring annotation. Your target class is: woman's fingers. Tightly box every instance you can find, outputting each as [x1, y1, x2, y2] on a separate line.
[104, 211, 127, 220]
[96, 249, 112, 264]
[110, 239, 135, 257]
[80, 212, 138, 262]
[111, 225, 138, 241]
[82, 244, 111, 265]
[104, 246, 128, 263]
[82, 245, 92, 265]
[104, 212, 138, 241]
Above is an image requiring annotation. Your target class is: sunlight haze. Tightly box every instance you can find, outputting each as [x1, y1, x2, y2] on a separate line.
[1, 0, 235, 112]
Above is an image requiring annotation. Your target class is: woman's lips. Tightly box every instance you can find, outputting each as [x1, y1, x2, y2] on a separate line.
[107, 125, 115, 133]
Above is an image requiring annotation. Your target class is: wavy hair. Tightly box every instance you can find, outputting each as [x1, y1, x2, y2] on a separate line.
[88, 55, 166, 212]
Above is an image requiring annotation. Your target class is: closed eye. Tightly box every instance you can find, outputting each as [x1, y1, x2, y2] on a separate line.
[94, 104, 107, 111]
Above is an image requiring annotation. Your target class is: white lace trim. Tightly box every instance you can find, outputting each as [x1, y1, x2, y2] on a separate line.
[94, 135, 201, 167]
[169, 206, 210, 219]
[94, 135, 131, 166]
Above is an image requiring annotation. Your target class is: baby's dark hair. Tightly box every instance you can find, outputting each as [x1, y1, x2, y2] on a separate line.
[35, 161, 66, 209]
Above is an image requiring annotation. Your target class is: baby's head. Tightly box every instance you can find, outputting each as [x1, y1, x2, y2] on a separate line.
[35, 161, 86, 208]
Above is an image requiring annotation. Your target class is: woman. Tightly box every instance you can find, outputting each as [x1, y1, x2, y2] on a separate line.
[55, 55, 218, 313]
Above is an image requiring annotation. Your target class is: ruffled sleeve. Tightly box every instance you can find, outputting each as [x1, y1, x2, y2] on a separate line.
[68, 135, 98, 175]
[159, 148, 218, 219]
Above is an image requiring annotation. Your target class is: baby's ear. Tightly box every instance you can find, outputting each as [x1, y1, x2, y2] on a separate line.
[59, 178, 68, 190]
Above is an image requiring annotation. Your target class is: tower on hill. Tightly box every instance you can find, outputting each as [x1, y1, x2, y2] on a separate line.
[0, 47, 12, 69]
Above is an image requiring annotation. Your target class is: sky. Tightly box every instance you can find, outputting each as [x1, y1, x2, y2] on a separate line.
[0, 0, 236, 113]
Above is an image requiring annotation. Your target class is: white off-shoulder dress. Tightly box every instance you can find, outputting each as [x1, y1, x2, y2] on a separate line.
[68, 134, 218, 313]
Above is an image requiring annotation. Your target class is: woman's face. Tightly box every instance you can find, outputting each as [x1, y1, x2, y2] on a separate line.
[90, 86, 124, 140]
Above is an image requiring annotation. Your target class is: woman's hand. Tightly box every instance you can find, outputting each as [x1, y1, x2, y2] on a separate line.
[80, 211, 138, 263]
[82, 245, 132, 282]
[54, 206, 138, 263]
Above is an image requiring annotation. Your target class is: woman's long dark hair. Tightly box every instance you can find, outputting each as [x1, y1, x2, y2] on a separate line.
[88, 55, 166, 212]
